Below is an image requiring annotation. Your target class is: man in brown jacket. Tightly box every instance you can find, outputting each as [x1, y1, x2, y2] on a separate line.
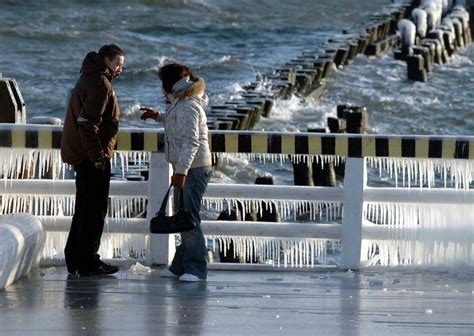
[61, 44, 124, 276]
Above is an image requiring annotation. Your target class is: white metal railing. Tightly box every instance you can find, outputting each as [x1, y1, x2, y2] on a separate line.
[1, 125, 473, 269]
[2, 152, 473, 269]
[4, 179, 472, 205]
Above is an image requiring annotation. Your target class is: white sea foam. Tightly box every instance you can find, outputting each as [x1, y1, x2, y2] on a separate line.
[216, 55, 232, 63]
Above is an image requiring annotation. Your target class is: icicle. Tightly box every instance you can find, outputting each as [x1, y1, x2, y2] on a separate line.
[0, 148, 67, 180]
[204, 197, 343, 222]
[363, 202, 474, 266]
[212, 152, 344, 167]
[110, 151, 150, 178]
[207, 235, 333, 268]
[107, 196, 147, 219]
[0, 194, 76, 216]
[369, 157, 474, 190]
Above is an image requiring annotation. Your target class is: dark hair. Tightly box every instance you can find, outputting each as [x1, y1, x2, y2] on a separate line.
[158, 63, 198, 94]
[98, 44, 124, 60]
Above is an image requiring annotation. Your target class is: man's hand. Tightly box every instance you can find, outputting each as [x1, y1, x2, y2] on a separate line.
[140, 107, 159, 120]
[171, 173, 186, 189]
[93, 158, 106, 171]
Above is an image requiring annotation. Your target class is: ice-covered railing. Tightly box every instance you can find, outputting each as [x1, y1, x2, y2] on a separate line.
[0, 124, 472, 181]
[0, 123, 473, 269]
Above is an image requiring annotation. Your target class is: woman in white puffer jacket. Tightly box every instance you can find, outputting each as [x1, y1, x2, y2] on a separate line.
[140, 63, 212, 282]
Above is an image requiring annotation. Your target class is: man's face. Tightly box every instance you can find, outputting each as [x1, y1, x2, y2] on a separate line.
[105, 55, 125, 78]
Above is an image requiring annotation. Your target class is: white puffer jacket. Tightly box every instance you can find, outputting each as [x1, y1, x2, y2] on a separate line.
[157, 76, 212, 175]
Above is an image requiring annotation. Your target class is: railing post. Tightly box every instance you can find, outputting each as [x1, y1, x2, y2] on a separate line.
[341, 157, 366, 270]
[146, 152, 175, 265]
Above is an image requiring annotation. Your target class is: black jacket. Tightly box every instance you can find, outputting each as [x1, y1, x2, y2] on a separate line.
[60, 52, 120, 165]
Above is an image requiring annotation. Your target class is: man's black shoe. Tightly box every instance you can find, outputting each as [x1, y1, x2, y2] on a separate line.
[88, 259, 119, 275]
[70, 260, 119, 276]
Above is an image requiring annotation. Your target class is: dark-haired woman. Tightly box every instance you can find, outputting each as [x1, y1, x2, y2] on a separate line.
[140, 63, 212, 282]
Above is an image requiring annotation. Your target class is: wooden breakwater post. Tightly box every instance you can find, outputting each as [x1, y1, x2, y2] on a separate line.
[292, 158, 314, 187]
[292, 136, 316, 187]
[292, 102, 369, 184]
[327, 104, 368, 177]
[309, 128, 336, 187]
[216, 176, 280, 264]
[216, 209, 241, 263]
[394, 3, 472, 82]
[364, 3, 410, 57]
[292, 128, 336, 187]
[0, 78, 62, 179]
[0, 77, 26, 123]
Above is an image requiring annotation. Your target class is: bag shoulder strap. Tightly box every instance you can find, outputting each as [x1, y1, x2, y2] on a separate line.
[178, 188, 186, 210]
[158, 184, 173, 213]
[159, 184, 187, 213]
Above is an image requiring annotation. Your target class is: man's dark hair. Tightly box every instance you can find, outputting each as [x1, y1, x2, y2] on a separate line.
[98, 44, 124, 60]
[159, 63, 198, 94]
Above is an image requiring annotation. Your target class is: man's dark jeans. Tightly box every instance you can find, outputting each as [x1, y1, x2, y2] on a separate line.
[65, 159, 111, 273]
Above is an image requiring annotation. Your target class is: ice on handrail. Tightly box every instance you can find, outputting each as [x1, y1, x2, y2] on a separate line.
[0, 148, 150, 180]
[207, 235, 334, 268]
[1, 148, 472, 189]
[204, 198, 342, 222]
[363, 202, 473, 266]
[368, 157, 473, 189]
[1, 144, 473, 268]
[0, 194, 147, 219]
[42, 231, 148, 261]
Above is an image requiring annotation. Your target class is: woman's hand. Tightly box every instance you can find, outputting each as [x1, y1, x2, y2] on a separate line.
[171, 173, 186, 189]
[140, 107, 159, 120]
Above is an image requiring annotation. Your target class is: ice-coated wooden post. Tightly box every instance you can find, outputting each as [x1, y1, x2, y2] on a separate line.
[340, 158, 366, 270]
[147, 152, 175, 265]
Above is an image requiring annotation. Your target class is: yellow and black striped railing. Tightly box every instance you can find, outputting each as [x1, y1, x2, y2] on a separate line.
[208, 131, 474, 159]
[0, 125, 473, 159]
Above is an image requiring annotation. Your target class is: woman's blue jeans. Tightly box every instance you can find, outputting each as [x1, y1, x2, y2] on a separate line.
[169, 166, 212, 279]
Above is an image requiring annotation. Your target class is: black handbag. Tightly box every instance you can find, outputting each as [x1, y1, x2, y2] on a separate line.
[150, 184, 196, 234]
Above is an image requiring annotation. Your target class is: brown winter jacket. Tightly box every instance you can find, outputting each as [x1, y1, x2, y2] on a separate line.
[60, 52, 120, 165]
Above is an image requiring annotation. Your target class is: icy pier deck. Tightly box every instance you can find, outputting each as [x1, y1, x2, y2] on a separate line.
[0, 267, 472, 335]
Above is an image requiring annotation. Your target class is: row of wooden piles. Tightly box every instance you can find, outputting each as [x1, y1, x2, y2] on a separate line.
[205, 1, 420, 131]
[395, 4, 472, 81]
